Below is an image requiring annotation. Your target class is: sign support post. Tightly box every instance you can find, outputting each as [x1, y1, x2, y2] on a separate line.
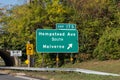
[56, 53, 59, 67]
[27, 55, 30, 67]
[27, 41, 30, 68]
[26, 41, 34, 68]
[41, 53, 44, 67]
[14, 56, 18, 67]
[70, 53, 73, 64]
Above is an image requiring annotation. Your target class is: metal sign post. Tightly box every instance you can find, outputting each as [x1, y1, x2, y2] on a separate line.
[27, 55, 30, 67]
[26, 41, 34, 68]
[41, 53, 44, 67]
[70, 53, 73, 64]
[56, 53, 59, 67]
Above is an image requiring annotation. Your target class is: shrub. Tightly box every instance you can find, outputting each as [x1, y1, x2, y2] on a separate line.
[93, 28, 120, 60]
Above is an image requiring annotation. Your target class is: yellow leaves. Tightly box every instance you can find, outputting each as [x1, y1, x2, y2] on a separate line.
[12, 5, 33, 19]
[46, 0, 68, 23]
[57, 9, 61, 13]
[57, 8, 66, 14]
[47, 0, 66, 14]
[95, 0, 99, 3]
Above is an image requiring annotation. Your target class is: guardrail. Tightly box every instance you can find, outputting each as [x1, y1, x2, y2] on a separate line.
[0, 67, 120, 76]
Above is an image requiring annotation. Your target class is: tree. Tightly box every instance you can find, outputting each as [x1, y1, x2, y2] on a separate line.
[94, 28, 120, 60]
[60, 0, 120, 61]
[0, 0, 74, 66]
[1, 0, 120, 65]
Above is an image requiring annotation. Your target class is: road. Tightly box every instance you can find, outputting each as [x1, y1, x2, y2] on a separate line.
[0, 71, 45, 80]
[0, 73, 27, 80]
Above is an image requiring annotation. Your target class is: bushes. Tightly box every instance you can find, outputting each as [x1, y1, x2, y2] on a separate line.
[35, 53, 55, 67]
[93, 28, 120, 60]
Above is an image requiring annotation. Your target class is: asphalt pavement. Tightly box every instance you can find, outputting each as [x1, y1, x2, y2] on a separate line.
[0, 72, 46, 80]
[0, 73, 27, 80]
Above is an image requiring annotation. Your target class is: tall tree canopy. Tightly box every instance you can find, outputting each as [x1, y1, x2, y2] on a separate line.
[0, 0, 120, 66]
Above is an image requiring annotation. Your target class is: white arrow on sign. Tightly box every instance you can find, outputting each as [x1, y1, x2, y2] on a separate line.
[67, 43, 73, 50]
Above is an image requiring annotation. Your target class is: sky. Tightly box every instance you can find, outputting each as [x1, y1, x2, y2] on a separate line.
[0, 0, 26, 28]
[0, 0, 26, 8]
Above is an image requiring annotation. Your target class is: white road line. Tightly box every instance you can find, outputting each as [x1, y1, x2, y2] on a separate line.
[15, 75, 40, 80]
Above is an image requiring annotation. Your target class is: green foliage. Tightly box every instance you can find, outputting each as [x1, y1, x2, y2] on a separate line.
[35, 53, 44, 67]
[69, 0, 120, 55]
[44, 0, 74, 28]
[35, 53, 54, 67]
[0, 0, 74, 66]
[0, 0, 73, 50]
[0, 0, 120, 66]
[94, 28, 120, 60]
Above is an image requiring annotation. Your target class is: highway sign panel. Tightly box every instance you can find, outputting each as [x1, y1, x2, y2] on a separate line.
[26, 43, 34, 55]
[56, 23, 76, 29]
[10, 50, 22, 56]
[36, 29, 78, 53]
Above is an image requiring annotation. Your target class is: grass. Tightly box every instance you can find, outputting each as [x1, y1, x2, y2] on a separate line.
[62, 59, 120, 74]
[12, 71, 120, 80]
[7, 60, 120, 80]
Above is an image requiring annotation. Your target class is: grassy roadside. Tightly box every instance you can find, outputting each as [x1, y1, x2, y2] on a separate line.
[3, 60, 120, 80]
[10, 70, 120, 80]
[62, 60, 120, 74]
[24, 60, 120, 80]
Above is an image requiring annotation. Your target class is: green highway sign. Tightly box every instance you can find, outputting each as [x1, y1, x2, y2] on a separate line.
[56, 23, 76, 29]
[36, 29, 78, 53]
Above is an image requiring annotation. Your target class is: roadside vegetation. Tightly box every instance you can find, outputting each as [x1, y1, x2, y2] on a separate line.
[7, 60, 120, 80]
[0, 0, 120, 67]
[24, 71, 120, 80]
